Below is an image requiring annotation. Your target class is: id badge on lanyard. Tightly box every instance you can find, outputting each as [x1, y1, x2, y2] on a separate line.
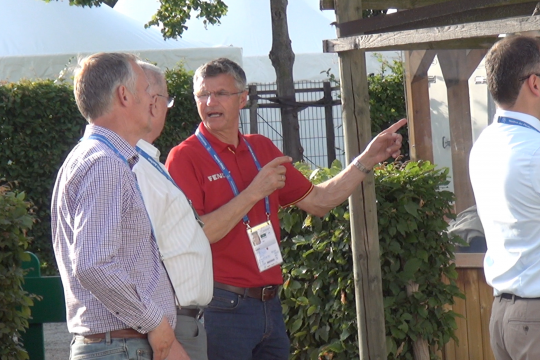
[247, 220, 283, 272]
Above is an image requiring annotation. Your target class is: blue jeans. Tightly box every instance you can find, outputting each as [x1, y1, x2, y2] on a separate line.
[70, 335, 152, 360]
[205, 287, 290, 360]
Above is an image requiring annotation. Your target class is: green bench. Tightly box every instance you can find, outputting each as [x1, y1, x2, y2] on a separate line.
[22, 252, 66, 360]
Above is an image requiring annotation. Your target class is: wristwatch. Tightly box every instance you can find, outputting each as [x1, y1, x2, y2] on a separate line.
[353, 158, 371, 174]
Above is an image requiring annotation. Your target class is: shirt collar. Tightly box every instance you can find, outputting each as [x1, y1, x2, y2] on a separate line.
[83, 125, 139, 167]
[197, 123, 247, 153]
[495, 109, 540, 133]
[136, 139, 160, 161]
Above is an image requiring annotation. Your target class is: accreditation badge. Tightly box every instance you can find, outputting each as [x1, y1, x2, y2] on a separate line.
[247, 220, 283, 272]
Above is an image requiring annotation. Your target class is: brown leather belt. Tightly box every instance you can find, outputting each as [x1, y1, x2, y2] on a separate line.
[214, 281, 279, 302]
[177, 307, 204, 319]
[81, 328, 147, 339]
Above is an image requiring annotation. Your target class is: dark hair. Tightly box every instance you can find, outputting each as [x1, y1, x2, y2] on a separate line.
[194, 58, 246, 91]
[486, 36, 540, 107]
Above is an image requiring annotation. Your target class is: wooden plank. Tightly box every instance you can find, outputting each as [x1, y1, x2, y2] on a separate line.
[336, 1, 538, 37]
[463, 269, 484, 360]
[323, 81, 337, 166]
[454, 253, 485, 268]
[321, 0, 534, 10]
[442, 274, 457, 360]
[454, 269, 470, 360]
[438, 50, 476, 214]
[323, 15, 540, 53]
[404, 50, 435, 162]
[478, 269, 496, 360]
[334, 0, 387, 358]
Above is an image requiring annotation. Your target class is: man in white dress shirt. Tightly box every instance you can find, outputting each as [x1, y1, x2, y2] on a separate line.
[133, 62, 213, 360]
[469, 35, 540, 360]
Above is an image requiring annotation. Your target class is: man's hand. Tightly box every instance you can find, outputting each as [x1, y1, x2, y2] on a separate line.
[361, 119, 407, 168]
[148, 317, 176, 360]
[246, 156, 292, 200]
[166, 340, 191, 360]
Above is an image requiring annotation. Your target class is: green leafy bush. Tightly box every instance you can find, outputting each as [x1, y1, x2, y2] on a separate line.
[0, 66, 200, 273]
[0, 184, 36, 360]
[280, 160, 464, 360]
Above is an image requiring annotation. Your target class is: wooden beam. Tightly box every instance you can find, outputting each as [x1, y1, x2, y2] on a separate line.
[321, 0, 534, 10]
[336, 1, 538, 37]
[324, 15, 540, 53]
[405, 50, 436, 162]
[334, 0, 387, 358]
[438, 50, 482, 214]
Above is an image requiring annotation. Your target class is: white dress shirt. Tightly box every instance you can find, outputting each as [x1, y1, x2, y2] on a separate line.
[133, 139, 213, 306]
[470, 109, 540, 297]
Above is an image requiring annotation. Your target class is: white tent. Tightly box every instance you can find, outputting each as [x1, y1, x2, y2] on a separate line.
[114, 0, 401, 83]
[0, 0, 242, 82]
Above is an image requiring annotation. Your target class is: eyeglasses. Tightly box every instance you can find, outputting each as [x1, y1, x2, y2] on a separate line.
[156, 94, 175, 108]
[519, 73, 540, 82]
[194, 90, 245, 102]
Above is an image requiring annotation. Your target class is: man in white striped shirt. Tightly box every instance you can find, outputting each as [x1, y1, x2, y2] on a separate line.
[51, 53, 185, 360]
[133, 63, 213, 360]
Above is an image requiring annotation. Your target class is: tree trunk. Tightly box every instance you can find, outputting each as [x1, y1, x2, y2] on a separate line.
[269, 0, 303, 161]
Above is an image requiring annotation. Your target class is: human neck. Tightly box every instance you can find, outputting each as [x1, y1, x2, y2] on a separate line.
[93, 115, 142, 147]
[204, 126, 239, 147]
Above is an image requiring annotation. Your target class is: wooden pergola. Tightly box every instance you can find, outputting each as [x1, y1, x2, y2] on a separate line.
[320, 1, 540, 359]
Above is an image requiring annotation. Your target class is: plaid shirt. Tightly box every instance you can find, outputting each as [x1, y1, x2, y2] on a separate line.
[51, 125, 176, 335]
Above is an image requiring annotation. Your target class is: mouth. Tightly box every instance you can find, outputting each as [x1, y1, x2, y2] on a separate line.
[207, 112, 223, 118]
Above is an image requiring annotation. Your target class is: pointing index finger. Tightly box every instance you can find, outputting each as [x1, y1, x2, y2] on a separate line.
[382, 118, 408, 135]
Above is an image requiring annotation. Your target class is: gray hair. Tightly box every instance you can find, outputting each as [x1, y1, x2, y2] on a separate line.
[73, 52, 139, 122]
[194, 58, 246, 91]
[138, 61, 166, 93]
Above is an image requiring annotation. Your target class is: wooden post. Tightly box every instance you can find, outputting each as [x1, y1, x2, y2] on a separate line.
[334, 0, 386, 359]
[248, 84, 259, 134]
[404, 50, 436, 162]
[438, 49, 486, 214]
[323, 81, 337, 167]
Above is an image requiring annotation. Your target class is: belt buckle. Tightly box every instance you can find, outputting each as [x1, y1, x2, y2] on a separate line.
[196, 308, 204, 320]
[261, 286, 275, 301]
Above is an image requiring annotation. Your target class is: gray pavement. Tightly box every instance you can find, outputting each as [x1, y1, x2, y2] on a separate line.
[44, 323, 70, 360]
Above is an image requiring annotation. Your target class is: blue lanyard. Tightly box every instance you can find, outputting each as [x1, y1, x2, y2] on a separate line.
[83, 134, 129, 164]
[136, 146, 204, 227]
[498, 117, 540, 133]
[195, 129, 270, 224]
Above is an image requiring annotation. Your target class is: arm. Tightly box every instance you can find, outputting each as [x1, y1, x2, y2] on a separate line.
[73, 158, 165, 333]
[297, 118, 407, 216]
[199, 156, 292, 243]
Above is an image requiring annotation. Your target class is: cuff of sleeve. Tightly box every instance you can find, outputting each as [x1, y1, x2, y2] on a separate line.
[130, 302, 164, 334]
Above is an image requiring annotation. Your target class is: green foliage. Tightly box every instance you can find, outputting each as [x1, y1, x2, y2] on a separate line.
[368, 54, 408, 160]
[48, 0, 228, 40]
[280, 160, 464, 359]
[0, 183, 36, 360]
[0, 80, 86, 273]
[0, 65, 199, 273]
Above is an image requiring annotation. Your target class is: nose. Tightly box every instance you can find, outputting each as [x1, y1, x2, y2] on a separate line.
[205, 92, 219, 105]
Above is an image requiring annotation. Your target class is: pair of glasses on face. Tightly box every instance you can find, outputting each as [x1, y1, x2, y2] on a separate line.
[519, 73, 540, 82]
[156, 94, 175, 108]
[193, 90, 244, 102]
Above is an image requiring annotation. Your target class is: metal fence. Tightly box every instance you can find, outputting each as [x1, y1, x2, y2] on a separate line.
[239, 80, 345, 168]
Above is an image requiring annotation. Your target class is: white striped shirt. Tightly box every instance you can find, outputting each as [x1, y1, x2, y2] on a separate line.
[51, 125, 176, 335]
[133, 140, 213, 306]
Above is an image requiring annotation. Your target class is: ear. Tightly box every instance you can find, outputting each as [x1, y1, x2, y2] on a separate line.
[149, 95, 158, 117]
[117, 85, 130, 107]
[239, 90, 248, 108]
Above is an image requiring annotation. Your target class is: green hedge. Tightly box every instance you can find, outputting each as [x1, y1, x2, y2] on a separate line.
[0, 184, 36, 360]
[280, 160, 464, 360]
[0, 66, 199, 273]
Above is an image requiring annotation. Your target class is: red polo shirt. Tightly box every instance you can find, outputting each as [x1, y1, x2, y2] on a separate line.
[165, 124, 313, 287]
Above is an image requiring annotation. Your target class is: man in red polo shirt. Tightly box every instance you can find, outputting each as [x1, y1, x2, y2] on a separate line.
[166, 58, 406, 360]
